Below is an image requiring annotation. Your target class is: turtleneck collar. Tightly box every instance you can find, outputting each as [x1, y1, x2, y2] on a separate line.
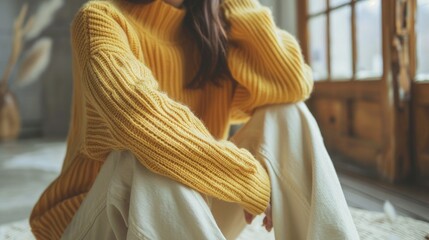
[116, 0, 187, 42]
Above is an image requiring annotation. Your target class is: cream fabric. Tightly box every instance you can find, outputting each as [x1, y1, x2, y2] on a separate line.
[62, 103, 359, 240]
[62, 150, 225, 240]
[228, 102, 359, 239]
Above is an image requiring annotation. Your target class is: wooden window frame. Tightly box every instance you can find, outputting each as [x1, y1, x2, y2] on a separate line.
[410, 0, 429, 185]
[301, 0, 384, 82]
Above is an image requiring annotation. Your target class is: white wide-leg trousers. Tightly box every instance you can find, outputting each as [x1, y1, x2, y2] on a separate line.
[62, 103, 359, 240]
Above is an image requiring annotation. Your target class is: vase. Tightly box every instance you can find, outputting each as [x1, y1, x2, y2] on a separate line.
[0, 88, 21, 141]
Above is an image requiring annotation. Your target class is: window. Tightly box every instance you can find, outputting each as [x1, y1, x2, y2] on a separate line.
[299, 0, 429, 183]
[330, 6, 352, 80]
[309, 16, 328, 80]
[306, 0, 383, 81]
[308, 0, 326, 15]
[416, 0, 429, 81]
[330, 0, 350, 7]
[356, 0, 383, 78]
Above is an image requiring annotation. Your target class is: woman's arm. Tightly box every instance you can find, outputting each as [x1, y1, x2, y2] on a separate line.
[72, 2, 270, 215]
[222, 0, 314, 123]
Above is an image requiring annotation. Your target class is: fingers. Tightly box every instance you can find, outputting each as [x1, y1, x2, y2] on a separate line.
[243, 210, 255, 224]
[263, 204, 273, 232]
[244, 206, 273, 232]
[264, 204, 272, 218]
[262, 216, 273, 232]
[263, 216, 273, 232]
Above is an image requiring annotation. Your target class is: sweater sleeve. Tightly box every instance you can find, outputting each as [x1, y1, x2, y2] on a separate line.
[72, 3, 270, 214]
[222, 0, 314, 123]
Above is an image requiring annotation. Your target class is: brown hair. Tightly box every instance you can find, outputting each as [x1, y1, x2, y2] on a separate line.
[124, 0, 232, 89]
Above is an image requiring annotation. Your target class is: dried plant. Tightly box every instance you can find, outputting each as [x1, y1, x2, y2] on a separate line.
[0, 0, 64, 140]
[25, 0, 65, 40]
[0, 0, 64, 91]
[15, 38, 53, 87]
[0, 4, 33, 92]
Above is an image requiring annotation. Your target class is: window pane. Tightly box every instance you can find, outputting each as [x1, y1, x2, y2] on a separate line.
[356, 0, 383, 79]
[308, 0, 326, 15]
[416, 0, 429, 81]
[330, 6, 353, 80]
[330, 0, 350, 8]
[309, 16, 328, 81]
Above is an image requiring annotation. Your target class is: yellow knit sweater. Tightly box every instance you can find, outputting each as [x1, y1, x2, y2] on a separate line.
[30, 0, 313, 238]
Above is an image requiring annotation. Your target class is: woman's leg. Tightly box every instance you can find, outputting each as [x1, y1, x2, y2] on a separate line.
[62, 150, 226, 240]
[226, 102, 359, 240]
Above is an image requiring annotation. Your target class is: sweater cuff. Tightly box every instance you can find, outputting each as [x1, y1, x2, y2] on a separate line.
[241, 161, 271, 215]
[221, 0, 261, 13]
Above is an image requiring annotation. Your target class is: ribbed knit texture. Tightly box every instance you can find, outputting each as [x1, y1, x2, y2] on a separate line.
[29, 0, 313, 238]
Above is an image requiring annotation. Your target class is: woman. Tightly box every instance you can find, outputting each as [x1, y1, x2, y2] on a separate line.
[30, 0, 356, 239]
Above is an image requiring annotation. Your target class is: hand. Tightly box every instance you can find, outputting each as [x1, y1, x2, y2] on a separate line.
[243, 203, 273, 232]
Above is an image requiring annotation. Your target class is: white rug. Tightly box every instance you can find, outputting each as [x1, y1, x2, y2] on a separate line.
[1, 207, 428, 240]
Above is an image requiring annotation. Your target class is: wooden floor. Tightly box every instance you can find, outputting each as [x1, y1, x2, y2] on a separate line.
[338, 170, 429, 222]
